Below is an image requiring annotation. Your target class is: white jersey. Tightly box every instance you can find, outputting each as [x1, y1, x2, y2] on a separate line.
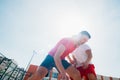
[72, 44, 92, 67]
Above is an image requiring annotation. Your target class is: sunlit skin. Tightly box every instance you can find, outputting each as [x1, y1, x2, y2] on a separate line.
[79, 35, 89, 44]
[74, 35, 89, 47]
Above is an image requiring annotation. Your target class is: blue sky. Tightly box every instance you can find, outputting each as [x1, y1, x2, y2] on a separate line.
[0, 0, 120, 78]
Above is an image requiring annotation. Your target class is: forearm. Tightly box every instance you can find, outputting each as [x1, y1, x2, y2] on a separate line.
[54, 44, 66, 73]
[85, 49, 92, 63]
[66, 55, 73, 63]
[72, 55, 77, 63]
[54, 57, 65, 73]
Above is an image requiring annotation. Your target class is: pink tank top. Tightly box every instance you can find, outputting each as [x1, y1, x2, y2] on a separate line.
[49, 38, 76, 59]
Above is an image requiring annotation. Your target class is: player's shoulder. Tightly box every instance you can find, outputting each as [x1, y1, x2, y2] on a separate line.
[80, 44, 91, 49]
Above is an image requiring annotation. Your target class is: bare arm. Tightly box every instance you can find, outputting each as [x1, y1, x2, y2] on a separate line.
[66, 55, 73, 63]
[66, 54, 77, 67]
[72, 55, 78, 67]
[72, 55, 77, 63]
[85, 49, 92, 63]
[83, 49, 92, 69]
[54, 44, 66, 74]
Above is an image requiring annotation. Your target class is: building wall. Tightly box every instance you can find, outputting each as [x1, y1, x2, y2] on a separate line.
[0, 54, 25, 80]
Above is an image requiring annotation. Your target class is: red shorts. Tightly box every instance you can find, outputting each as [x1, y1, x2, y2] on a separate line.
[71, 64, 96, 80]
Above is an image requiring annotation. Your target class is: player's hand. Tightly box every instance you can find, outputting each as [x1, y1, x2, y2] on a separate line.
[70, 60, 77, 67]
[59, 72, 69, 80]
[69, 59, 75, 64]
[73, 61, 77, 68]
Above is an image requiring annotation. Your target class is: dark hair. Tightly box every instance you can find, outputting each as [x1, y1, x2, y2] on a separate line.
[80, 31, 91, 39]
